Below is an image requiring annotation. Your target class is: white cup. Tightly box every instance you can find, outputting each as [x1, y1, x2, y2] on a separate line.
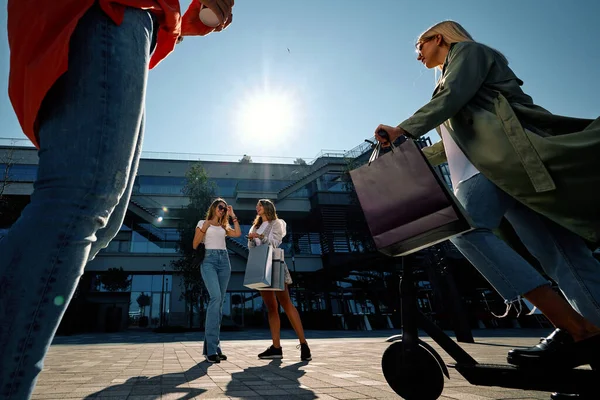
[199, 6, 221, 28]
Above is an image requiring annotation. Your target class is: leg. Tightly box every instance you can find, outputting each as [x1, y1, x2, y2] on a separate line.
[88, 115, 145, 260]
[261, 291, 281, 348]
[450, 174, 550, 304]
[201, 252, 222, 356]
[505, 203, 600, 339]
[0, 6, 155, 399]
[276, 285, 306, 343]
[215, 252, 231, 355]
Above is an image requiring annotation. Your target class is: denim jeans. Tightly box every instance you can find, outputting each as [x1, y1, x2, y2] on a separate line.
[0, 5, 156, 399]
[201, 250, 231, 356]
[451, 173, 600, 326]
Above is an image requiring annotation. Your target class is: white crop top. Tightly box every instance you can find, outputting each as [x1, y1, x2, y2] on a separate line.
[196, 220, 227, 250]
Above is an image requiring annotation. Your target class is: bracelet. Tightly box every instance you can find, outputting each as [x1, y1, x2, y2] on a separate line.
[201, 229, 207, 233]
[232, 218, 238, 222]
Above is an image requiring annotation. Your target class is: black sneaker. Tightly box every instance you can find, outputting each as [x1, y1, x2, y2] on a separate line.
[205, 354, 220, 363]
[218, 353, 227, 361]
[258, 345, 283, 359]
[298, 342, 312, 361]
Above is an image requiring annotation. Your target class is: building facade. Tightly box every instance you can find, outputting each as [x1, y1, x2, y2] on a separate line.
[1, 137, 563, 334]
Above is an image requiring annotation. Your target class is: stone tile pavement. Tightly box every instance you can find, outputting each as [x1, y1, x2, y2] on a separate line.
[30, 329, 585, 400]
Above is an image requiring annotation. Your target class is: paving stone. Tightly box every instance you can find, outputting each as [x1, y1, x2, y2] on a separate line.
[28, 329, 580, 399]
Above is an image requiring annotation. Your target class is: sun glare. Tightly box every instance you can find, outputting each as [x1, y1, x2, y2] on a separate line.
[235, 88, 299, 145]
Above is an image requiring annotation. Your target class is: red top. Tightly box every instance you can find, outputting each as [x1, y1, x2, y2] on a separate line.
[7, 0, 215, 148]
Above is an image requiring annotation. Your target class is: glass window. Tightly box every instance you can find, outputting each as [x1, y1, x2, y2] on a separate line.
[2, 164, 38, 182]
[152, 275, 170, 292]
[131, 275, 152, 292]
[136, 176, 186, 195]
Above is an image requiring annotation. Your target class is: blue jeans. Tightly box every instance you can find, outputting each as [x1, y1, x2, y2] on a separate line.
[451, 174, 600, 326]
[201, 250, 231, 356]
[0, 5, 156, 399]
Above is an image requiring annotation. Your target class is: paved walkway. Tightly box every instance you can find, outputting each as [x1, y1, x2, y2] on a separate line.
[30, 329, 581, 399]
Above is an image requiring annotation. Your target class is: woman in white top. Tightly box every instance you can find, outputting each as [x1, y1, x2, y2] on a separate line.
[247, 199, 312, 361]
[193, 198, 241, 363]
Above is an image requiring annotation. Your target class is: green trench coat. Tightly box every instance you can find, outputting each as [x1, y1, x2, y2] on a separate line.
[398, 41, 600, 245]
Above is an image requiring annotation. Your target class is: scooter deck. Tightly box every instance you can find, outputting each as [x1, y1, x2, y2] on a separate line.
[450, 363, 598, 394]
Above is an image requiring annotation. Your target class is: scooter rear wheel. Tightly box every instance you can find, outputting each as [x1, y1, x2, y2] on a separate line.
[381, 341, 445, 400]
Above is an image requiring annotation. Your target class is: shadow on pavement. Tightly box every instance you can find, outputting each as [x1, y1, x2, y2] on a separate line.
[224, 359, 315, 399]
[83, 362, 209, 399]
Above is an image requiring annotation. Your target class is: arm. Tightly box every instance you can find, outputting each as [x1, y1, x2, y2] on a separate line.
[193, 220, 210, 249]
[247, 226, 257, 248]
[398, 43, 495, 138]
[227, 218, 242, 238]
[226, 206, 242, 238]
[193, 227, 204, 250]
[262, 220, 284, 248]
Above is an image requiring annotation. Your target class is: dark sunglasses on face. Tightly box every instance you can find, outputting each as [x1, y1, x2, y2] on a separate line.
[218, 205, 227, 211]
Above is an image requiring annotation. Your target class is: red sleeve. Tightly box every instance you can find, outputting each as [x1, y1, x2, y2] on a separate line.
[181, 0, 215, 36]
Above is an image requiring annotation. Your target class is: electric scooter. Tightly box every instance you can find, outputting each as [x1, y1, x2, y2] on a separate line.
[381, 258, 599, 399]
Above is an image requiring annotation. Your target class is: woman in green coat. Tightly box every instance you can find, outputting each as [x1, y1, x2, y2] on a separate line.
[375, 21, 600, 375]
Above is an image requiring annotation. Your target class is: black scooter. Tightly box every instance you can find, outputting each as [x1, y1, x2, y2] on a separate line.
[381, 259, 599, 399]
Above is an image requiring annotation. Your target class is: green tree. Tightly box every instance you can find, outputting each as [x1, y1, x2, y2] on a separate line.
[98, 267, 131, 292]
[293, 158, 307, 165]
[171, 162, 216, 328]
[238, 154, 252, 163]
[0, 147, 16, 217]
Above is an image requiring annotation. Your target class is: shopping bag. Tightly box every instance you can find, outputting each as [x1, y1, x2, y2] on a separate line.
[349, 139, 472, 257]
[243, 244, 273, 288]
[258, 248, 285, 291]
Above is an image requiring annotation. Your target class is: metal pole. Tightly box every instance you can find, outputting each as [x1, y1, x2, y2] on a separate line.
[160, 266, 165, 328]
[164, 278, 169, 326]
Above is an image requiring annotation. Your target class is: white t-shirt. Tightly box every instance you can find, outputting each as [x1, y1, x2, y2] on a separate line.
[196, 220, 227, 250]
[439, 124, 480, 192]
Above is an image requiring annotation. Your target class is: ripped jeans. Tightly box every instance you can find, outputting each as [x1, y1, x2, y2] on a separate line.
[450, 173, 600, 326]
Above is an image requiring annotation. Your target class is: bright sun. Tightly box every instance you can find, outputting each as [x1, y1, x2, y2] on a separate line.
[235, 88, 299, 145]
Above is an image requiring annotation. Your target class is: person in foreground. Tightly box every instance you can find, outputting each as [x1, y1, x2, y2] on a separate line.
[374, 20, 600, 399]
[193, 199, 241, 363]
[248, 199, 312, 361]
[0, 0, 233, 398]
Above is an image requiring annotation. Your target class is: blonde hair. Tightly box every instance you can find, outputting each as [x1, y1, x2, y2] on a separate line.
[205, 198, 231, 231]
[417, 20, 507, 64]
[252, 199, 278, 229]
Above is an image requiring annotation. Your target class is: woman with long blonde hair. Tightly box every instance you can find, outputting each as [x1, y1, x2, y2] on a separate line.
[247, 199, 311, 361]
[193, 198, 241, 363]
[374, 20, 600, 382]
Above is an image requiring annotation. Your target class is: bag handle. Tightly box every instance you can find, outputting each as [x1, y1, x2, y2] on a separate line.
[365, 129, 396, 165]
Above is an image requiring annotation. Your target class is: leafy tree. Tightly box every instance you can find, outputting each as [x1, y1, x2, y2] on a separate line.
[98, 267, 131, 292]
[171, 162, 216, 328]
[136, 293, 151, 327]
[293, 158, 307, 165]
[0, 147, 16, 216]
[238, 154, 252, 163]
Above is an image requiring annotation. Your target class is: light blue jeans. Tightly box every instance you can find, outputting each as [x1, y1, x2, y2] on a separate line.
[451, 173, 600, 326]
[0, 5, 156, 399]
[201, 249, 231, 356]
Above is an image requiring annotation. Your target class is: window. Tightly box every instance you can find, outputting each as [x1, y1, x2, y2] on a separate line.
[1, 164, 38, 182]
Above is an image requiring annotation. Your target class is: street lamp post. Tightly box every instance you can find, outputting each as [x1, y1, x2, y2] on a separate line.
[160, 265, 166, 328]
[163, 277, 169, 326]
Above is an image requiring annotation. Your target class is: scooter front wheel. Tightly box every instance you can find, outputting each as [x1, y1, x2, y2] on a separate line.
[381, 340, 445, 400]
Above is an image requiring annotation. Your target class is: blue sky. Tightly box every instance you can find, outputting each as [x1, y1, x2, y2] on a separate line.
[1, 0, 598, 162]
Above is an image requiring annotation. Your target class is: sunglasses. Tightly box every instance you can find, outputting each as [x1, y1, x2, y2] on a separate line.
[217, 205, 227, 211]
[416, 36, 436, 54]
